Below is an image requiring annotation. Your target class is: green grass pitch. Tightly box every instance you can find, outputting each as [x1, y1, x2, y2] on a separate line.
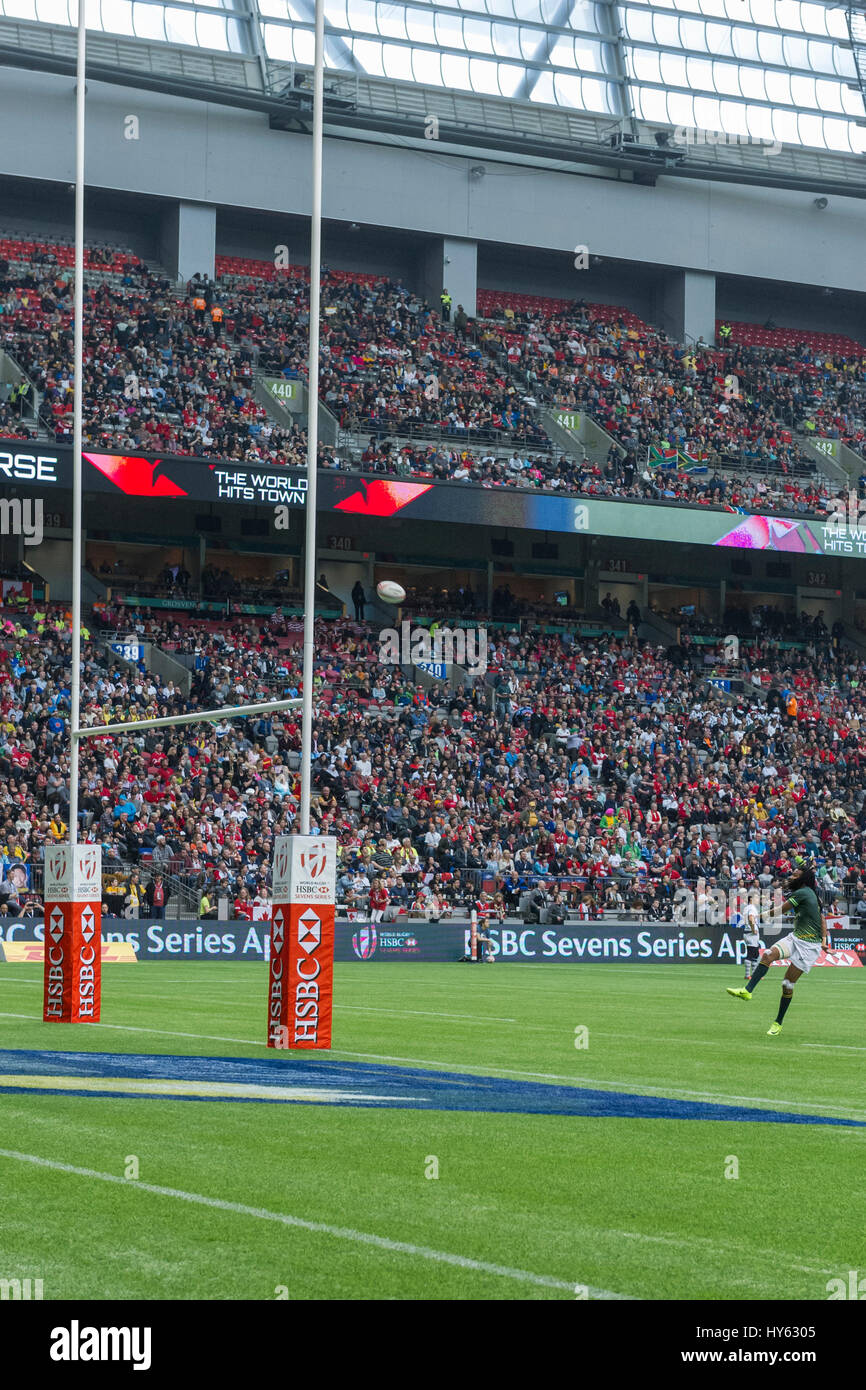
[0, 961, 864, 1300]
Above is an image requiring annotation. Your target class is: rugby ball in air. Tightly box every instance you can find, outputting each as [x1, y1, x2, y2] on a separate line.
[376, 580, 406, 604]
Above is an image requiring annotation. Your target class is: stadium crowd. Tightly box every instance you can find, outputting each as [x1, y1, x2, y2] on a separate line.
[2, 596, 866, 927]
[1, 239, 862, 523]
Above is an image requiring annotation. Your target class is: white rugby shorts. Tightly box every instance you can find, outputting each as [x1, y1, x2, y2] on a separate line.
[774, 931, 823, 975]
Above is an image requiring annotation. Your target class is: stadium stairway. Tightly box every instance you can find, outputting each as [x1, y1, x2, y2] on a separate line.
[793, 430, 861, 488]
[252, 369, 342, 448]
[537, 405, 623, 466]
[639, 609, 679, 646]
[253, 370, 306, 427]
[841, 623, 866, 657]
[315, 559, 389, 623]
[0, 347, 40, 426]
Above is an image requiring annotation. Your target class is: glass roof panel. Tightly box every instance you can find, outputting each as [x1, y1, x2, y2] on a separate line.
[0, 0, 862, 152]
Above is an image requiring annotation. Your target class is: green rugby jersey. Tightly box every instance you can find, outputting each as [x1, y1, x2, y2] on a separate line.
[785, 886, 823, 943]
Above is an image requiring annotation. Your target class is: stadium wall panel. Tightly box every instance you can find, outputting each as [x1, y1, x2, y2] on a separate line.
[0, 918, 755, 964]
[1, 68, 866, 295]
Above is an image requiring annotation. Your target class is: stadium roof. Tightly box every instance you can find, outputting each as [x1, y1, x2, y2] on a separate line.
[2, 0, 866, 156]
[2, 0, 866, 207]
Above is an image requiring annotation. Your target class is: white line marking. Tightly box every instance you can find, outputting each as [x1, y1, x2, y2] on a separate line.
[0, 1012, 267, 1049]
[0, 982, 516, 1023]
[607, 1229, 837, 1278]
[803, 1043, 866, 1052]
[334, 1005, 518, 1023]
[0, 1075, 400, 1103]
[0, 1147, 630, 1300]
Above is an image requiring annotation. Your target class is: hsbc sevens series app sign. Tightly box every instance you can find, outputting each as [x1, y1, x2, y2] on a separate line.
[267, 836, 336, 1050]
[43, 845, 102, 1023]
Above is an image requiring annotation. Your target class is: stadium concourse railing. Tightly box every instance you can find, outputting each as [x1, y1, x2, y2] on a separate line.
[21, 860, 201, 919]
[336, 416, 550, 452]
[14, 862, 855, 928]
[334, 882, 802, 932]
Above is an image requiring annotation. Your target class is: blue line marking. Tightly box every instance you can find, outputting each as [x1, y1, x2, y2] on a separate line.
[0, 1050, 859, 1125]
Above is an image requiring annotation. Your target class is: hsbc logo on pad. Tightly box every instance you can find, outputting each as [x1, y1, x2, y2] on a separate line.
[45, 846, 101, 902]
[271, 908, 285, 955]
[272, 834, 336, 900]
[294, 838, 335, 901]
[293, 907, 324, 1045]
[46, 847, 70, 902]
[45, 906, 66, 1019]
[297, 909, 321, 954]
[80, 907, 96, 944]
[267, 833, 335, 1050]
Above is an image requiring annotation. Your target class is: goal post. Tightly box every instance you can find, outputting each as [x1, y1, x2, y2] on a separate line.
[44, 697, 306, 1026]
[72, 697, 303, 740]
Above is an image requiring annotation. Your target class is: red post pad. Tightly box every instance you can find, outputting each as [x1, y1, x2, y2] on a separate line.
[43, 844, 102, 1023]
[267, 836, 335, 1050]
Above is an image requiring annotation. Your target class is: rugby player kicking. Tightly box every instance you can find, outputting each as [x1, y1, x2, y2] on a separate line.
[726, 858, 829, 1036]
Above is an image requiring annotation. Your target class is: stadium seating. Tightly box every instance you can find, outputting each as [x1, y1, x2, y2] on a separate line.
[2, 595, 864, 925]
[0, 236, 142, 274]
[717, 319, 863, 356]
[0, 238, 861, 515]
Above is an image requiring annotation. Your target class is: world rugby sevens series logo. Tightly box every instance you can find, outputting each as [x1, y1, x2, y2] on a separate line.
[48, 847, 68, 882]
[352, 926, 377, 960]
[300, 842, 329, 878]
[275, 842, 292, 880]
[80, 851, 98, 882]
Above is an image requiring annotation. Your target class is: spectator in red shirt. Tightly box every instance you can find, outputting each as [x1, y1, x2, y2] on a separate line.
[369, 877, 389, 924]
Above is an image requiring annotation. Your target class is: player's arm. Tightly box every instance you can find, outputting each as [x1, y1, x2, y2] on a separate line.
[820, 913, 829, 951]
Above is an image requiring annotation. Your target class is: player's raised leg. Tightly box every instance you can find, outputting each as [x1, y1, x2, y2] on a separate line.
[727, 943, 781, 1000]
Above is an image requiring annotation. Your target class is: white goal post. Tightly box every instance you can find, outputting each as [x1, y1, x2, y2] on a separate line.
[66, 0, 325, 841]
[73, 697, 303, 741]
